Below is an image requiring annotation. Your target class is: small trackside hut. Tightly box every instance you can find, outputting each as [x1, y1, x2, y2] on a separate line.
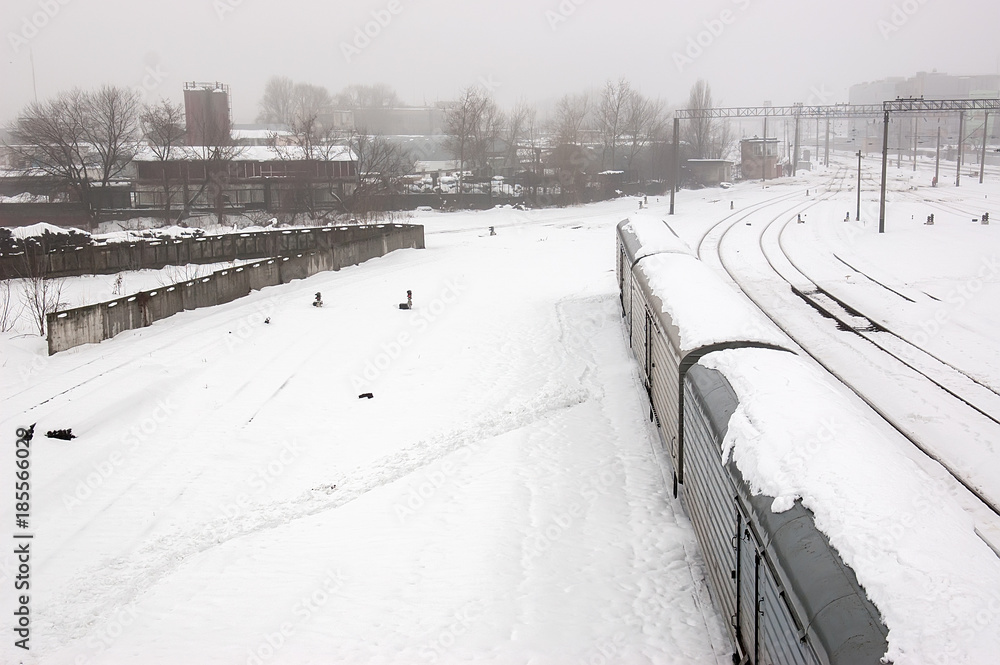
[615, 216, 889, 664]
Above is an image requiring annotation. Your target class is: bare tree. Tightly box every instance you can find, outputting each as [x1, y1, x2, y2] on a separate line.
[83, 85, 142, 186]
[140, 98, 186, 214]
[470, 96, 504, 176]
[623, 94, 668, 178]
[0, 279, 20, 332]
[7, 86, 141, 223]
[257, 76, 296, 125]
[333, 84, 402, 109]
[502, 99, 535, 174]
[445, 86, 501, 181]
[596, 79, 634, 170]
[18, 255, 67, 336]
[551, 93, 591, 146]
[683, 80, 733, 159]
[348, 130, 414, 221]
[291, 83, 332, 123]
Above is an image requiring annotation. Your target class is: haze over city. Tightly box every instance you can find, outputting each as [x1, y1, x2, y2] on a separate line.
[3, 0, 999, 123]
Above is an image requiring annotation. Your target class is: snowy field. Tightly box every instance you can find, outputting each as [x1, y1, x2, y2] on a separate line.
[2, 153, 1000, 664]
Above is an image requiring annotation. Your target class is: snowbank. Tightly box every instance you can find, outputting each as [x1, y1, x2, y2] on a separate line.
[4, 222, 89, 239]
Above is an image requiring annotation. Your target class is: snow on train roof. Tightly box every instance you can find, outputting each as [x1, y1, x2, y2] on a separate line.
[635, 253, 789, 354]
[616, 214, 693, 264]
[701, 347, 1000, 663]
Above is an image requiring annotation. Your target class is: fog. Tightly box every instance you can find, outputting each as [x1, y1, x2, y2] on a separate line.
[2, 0, 999, 123]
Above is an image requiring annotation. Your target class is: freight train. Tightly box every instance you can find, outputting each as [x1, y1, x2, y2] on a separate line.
[616, 216, 888, 664]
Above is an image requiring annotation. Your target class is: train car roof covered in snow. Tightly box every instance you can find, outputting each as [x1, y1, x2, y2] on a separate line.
[616, 215, 693, 266]
[685, 362, 888, 664]
[633, 252, 790, 359]
[699, 347, 1000, 663]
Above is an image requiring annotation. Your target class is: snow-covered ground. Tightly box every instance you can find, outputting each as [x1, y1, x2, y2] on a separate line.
[1, 153, 999, 663]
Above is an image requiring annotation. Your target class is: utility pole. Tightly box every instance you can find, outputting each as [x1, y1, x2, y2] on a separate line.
[980, 112, 989, 184]
[824, 117, 831, 167]
[762, 116, 768, 182]
[897, 118, 903, 169]
[956, 111, 965, 187]
[792, 111, 801, 175]
[934, 124, 941, 186]
[856, 150, 862, 220]
[669, 116, 679, 215]
[29, 47, 38, 102]
[879, 110, 889, 234]
[912, 116, 918, 171]
[815, 117, 820, 166]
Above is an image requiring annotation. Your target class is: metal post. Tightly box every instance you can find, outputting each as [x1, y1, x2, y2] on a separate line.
[856, 150, 862, 220]
[879, 110, 889, 234]
[792, 113, 800, 175]
[980, 111, 989, 184]
[912, 116, 918, 171]
[824, 117, 831, 167]
[897, 118, 902, 169]
[762, 116, 768, 182]
[669, 116, 679, 215]
[935, 125, 941, 186]
[815, 117, 820, 166]
[957, 111, 965, 187]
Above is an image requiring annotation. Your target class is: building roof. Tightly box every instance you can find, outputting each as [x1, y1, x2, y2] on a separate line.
[231, 128, 292, 140]
[134, 144, 355, 162]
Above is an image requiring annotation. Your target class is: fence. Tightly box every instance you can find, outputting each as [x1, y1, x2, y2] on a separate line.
[2, 224, 422, 280]
[46, 225, 424, 355]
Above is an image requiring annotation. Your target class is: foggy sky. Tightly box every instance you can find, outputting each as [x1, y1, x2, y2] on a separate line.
[2, 0, 999, 125]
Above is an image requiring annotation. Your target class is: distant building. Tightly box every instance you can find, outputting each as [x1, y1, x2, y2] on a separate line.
[849, 71, 1000, 104]
[231, 125, 294, 146]
[132, 145, 357, 213]
[740, 138, 779, 180]
[320, 104, 452, 136]
[687, 159, 733, 186]
[848, 72, 999, 155]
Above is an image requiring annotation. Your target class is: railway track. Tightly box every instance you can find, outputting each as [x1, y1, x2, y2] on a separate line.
[698, 168, 1000, 525]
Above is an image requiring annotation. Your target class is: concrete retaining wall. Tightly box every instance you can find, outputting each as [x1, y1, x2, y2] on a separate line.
[46, 224, 424, 355]
[3, 224, 423, 280]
